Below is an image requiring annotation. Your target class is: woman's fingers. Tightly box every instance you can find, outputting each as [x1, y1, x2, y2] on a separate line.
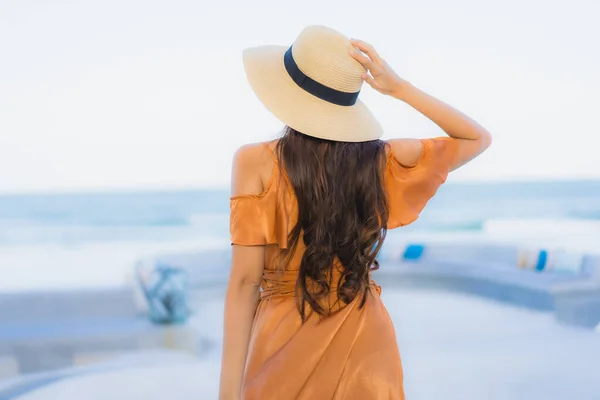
[349, 47, 374, 70]
[349, 38, 405, 96]
[350, 39, 381, 63]
[361, 72, 377, 88]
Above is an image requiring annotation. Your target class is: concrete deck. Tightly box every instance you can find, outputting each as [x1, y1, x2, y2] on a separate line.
[1, 243, 599, 398]
[3, 288, 599, 400]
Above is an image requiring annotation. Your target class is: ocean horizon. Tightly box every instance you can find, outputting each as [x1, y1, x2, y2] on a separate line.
[1, 179, 599, 292]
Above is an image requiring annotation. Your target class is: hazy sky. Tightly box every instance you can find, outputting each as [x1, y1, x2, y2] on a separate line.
[1, 0, 598, 194]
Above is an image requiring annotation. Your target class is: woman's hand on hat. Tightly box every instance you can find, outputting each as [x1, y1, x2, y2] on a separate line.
[349, 39, 408, 98]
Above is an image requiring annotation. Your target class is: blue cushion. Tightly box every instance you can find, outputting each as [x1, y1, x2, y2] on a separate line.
[535, 250, 548, 272]
[403, 244, 425, 261]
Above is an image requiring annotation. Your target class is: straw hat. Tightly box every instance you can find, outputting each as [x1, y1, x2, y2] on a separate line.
[242, 25, 383, 142]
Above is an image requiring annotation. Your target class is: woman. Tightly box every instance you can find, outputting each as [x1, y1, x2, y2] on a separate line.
[219, 25, 491, 399]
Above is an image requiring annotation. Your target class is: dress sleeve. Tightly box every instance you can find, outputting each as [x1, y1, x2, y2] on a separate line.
[229, 191, 292, 247]
[229, 195, 272, 245]
[385, 137, 460, 229]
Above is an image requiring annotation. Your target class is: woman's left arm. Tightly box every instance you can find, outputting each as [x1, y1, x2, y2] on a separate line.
[219, 145, 266, 399]
[218, 245, 263, 400]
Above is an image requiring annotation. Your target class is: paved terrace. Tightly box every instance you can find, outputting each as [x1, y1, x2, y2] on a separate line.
[2, 288, 599, 400]
[1, 243, 599, 399]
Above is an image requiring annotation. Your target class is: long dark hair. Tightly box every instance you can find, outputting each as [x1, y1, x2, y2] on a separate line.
[275, 126, 389, 321]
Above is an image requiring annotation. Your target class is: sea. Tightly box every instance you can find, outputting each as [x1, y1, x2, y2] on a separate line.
[1, 180, 599, 292]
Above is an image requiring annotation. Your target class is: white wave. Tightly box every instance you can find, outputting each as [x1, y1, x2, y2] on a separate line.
[186, 213, 228, 226]
[484, 218, 600, 236]
[0, 238, 229, 293]
[483, 218, 600, 254]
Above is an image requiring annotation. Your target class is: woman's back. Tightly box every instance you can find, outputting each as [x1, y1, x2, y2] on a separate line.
[228, 130, 460, 398]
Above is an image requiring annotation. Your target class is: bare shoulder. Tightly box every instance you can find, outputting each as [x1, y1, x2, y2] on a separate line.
[386, 138, 423, 167]
[233, 140, 277, 170]
[233, 142, 262, 166]
[231, 140, 277, 197]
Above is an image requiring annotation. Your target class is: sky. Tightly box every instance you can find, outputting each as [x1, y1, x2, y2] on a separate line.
[1, 0, 599, 194]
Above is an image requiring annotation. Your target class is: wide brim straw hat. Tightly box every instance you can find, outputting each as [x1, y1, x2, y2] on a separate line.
[242, 25, 383, 142]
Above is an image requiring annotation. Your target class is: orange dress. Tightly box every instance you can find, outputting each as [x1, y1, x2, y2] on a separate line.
[230, 138, 459, 399]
